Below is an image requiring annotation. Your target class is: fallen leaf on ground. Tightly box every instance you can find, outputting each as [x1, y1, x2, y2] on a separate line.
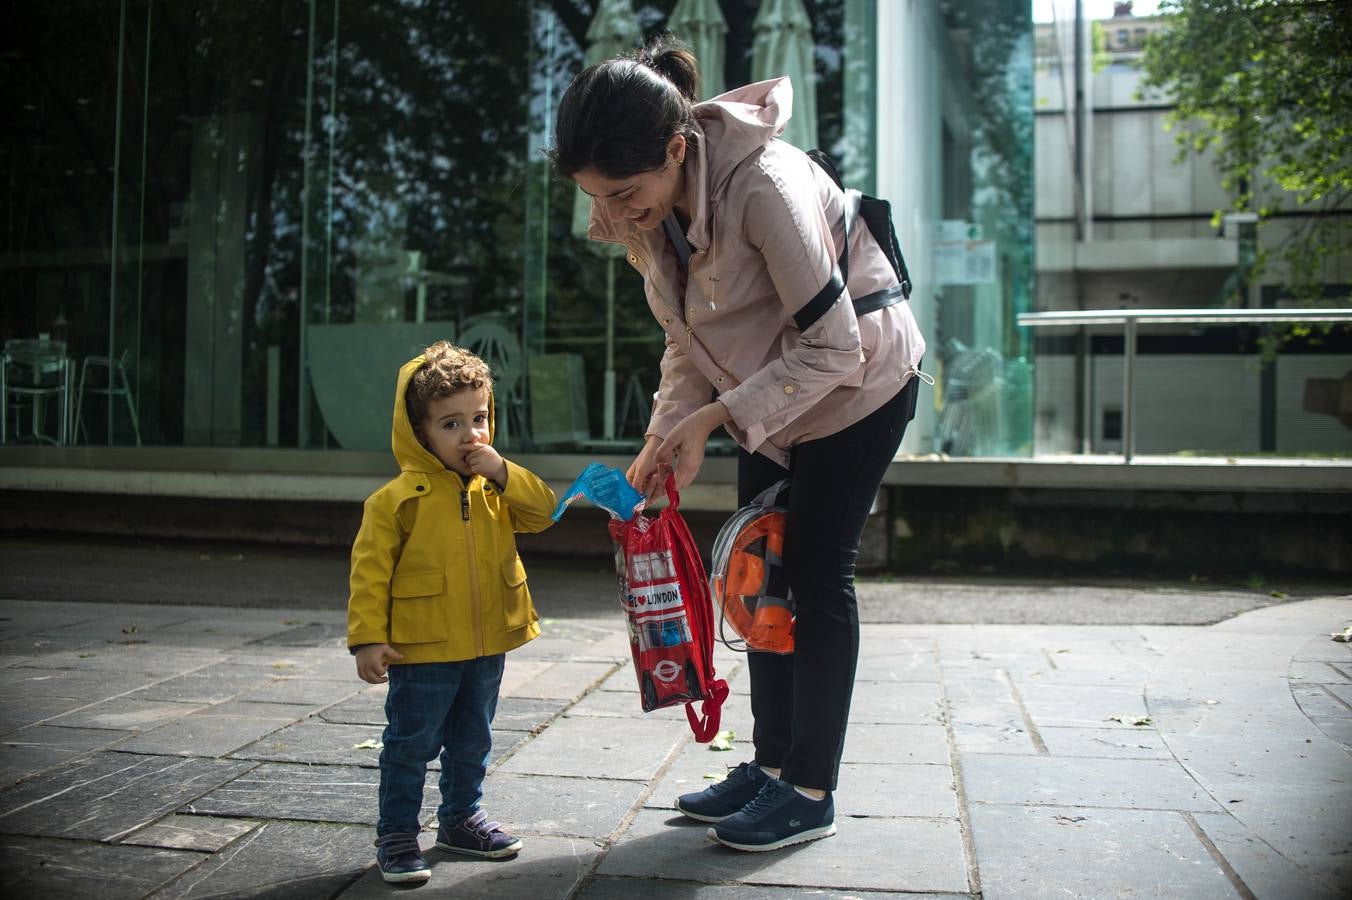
[353, 739, 383, 750]
[709, 730, 735, 751]
[1108, 715, 1152, 727]
[272, 662, 295, 670]
[1270, 590, 1287, 599]
[121, 625, 138, 634]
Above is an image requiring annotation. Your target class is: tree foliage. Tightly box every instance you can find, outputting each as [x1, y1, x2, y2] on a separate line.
[1140, 0, 1352, 303]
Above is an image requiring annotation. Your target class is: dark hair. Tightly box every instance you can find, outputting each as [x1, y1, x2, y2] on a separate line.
[551, 33, 700, 180]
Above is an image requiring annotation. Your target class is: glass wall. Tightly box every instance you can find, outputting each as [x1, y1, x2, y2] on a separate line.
[3, 0, 1033, 459]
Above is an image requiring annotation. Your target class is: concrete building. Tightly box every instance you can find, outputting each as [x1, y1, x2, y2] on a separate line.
[1032, 0, 1352, 457]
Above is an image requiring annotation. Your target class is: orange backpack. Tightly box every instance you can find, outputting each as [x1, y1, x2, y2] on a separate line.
[708, 479, 795, 655]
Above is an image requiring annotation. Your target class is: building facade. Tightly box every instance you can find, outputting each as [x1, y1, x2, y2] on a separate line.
[1033, 1, 1352, 456]
[1, 0, 1035, 476]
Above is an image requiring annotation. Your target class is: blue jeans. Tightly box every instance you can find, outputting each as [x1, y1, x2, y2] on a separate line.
[377, 655, 504, 836]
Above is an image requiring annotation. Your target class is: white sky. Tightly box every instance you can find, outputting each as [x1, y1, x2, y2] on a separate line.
[1032, 0, 1163, 24]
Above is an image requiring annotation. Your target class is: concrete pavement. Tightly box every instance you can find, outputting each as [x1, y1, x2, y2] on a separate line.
[0, 564, 1347, 897]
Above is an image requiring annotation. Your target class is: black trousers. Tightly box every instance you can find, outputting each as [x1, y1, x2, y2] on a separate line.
[738, 376, 919, 791]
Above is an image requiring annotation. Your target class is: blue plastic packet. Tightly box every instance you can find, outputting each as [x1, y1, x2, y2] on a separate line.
[552, 462, 645, 522]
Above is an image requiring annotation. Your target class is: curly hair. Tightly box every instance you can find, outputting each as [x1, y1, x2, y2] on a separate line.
[404, 341, 494, 427]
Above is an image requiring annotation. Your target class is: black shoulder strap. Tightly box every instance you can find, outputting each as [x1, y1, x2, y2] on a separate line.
[662, 214, 693, 270]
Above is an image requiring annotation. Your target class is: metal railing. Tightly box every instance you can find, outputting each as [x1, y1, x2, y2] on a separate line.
[1016, 308, 1352, 462]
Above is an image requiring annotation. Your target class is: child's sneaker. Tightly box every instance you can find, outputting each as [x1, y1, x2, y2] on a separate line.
[436, 810, 522, 858]
[675, 761, 770, 822]
[707, 778, 836, 851]
[374, 832, 431, 883]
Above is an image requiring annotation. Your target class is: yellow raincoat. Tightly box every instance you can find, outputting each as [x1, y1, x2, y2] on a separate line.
[346, 352, 557, 663]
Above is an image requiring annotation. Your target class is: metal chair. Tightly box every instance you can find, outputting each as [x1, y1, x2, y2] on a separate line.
[74, 347, 142, 445]
[1, 338, 74, 446]
[459, 316, 528, 449]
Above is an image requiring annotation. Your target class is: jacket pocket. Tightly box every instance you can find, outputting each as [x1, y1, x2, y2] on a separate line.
[500, 554, 534, 630]
[389, 570, 448, 644]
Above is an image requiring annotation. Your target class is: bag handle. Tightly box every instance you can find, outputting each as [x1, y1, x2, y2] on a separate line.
[657, 476, 728, 743]
[685, 679, 729, 743]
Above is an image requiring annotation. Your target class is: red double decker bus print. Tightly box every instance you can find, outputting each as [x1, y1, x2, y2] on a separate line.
[621, 548, 703, 711]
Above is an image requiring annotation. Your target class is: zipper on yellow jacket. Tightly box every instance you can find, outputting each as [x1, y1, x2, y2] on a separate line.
[460, 483, 485, 658]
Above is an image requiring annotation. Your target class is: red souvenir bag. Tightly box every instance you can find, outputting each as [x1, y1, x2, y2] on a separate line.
[609, 472, 729, 742]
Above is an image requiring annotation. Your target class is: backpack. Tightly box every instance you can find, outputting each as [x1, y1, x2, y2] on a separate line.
[806, 149, 913, 311]
[708, 478, 794, 655]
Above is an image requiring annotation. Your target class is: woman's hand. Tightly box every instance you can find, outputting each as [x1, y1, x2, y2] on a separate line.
[626, 434, 664, 497]
[656, 402, 731, 490]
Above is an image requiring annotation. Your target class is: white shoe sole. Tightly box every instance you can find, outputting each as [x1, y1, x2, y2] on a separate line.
[380, 868, 432, 883]
[707, 822, 837, 852]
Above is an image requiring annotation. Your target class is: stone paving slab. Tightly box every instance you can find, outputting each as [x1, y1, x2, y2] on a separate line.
[576, 879, 971, 899]
[316, 690, 388, 726]
[846, 680, 944, 725]
[493, 695, 570, 732]
[7, 667, 164, 700]
[835, 761, 959, 819]
[131, 669, 280, 705]
[229, 720, 391, 768]
[1035, 724, 1172, 759]
[1147, 598, 1352, 886]
[0, 751, 257, 841]
[842, 721, 951, 764]
[187, 762, 436, 825]
[121, 813, 260, 852]
[47, 697, 206, 731]
[508, 660, 623, 701]
[495, 715, 689, 781]
[148, 820, 372, 899]
[236, 675, 361, 707]
[1191, 811, 1341, 900]
[0, 695, 93, 733]
[0, 587, 1347, 898]
[334, 832, 602, 899]
[597, 808, 971, 894]
[969, 804, 1241, 900]
[0, 834, 205, 899]
[960, 754, 1221, 812]
[9, 646, 218, 677]
[114, 702, 315, 757]
[1014, 683, 1151, 729]
[0, 723, 129, 783]
[478, 771, 646, 838]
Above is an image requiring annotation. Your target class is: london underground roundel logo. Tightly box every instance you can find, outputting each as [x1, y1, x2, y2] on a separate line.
[653, 660, 681, 683]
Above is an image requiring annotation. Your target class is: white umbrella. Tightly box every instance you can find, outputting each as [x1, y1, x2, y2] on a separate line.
[669, 0, 728, 99]
[751, 0, 817, 151]
[571, 0, 642, 441]
[571, 0, 643, 247]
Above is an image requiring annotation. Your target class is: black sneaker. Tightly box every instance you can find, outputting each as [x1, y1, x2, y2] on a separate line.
[707, 778, 836, 852]
[374, 832, 431, 883]
[675, 761, 771, 823]
[436, 810, 523, 859]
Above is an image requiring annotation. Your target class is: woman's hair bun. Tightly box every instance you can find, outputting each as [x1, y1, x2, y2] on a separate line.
[633, 32, 700, 103]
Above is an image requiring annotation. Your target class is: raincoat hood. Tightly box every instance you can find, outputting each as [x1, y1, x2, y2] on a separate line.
[391, 353, 496, 475]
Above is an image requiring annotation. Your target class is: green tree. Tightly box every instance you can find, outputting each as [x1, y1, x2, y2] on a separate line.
[1139, 0, 1352, 305]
